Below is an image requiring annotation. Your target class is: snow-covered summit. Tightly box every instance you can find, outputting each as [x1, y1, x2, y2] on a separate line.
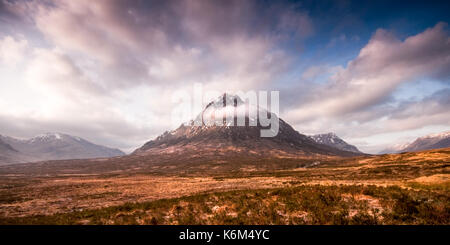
[189, 93, 276, 128]
[29, 132, 64, 142]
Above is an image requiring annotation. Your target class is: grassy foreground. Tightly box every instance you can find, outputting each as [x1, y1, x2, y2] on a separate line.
[1, 184, 448, 225]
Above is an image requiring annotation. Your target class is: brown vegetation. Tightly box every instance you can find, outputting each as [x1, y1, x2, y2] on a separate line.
[0, 148, 448, 224]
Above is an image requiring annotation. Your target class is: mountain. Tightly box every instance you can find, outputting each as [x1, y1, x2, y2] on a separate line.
[134, 94, 363, 158]
[0, 138, 23, 165]
[0, 95, 364, 175]
[401, 131, 450, 152]
[309, 133, 363, 153]
[0, 138, 17, 153]
[380, 131, 450, 154]
[0, 138, 36, 165]
[0, 133, 125, 164]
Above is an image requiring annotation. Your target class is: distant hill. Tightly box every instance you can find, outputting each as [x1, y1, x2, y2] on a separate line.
[0, 138, 27, 165]
[309, 133, 363, 154]
[379, 131, 450, 154]
[0, 133, 125, 165]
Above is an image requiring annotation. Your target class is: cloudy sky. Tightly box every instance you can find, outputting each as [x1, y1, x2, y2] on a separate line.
[0, 0, 449, 153]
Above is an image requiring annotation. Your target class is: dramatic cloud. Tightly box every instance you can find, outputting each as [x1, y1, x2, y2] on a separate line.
[0, 0, 313, 152]
[284, 23, 450, 152]
[0, 0, 449, 153]
[23, 0, 311, 91]
[287, 22, 450, 122]
[26, 48, 106, 97]
[0, 35, 27, 65]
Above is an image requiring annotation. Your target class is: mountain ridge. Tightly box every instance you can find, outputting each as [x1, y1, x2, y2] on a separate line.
[0, 132, 125, 165]
[309, 133, 363, 153]
[134, 94, 364, 158]
[379, 131, 450, 154]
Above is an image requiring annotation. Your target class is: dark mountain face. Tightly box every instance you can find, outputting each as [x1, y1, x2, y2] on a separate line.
[0, 133, 125, 164]
[309, 133, 362, 154]
[134, 94, 363, 158]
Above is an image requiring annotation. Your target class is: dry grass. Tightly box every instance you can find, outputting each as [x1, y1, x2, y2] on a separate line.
[0, 175, 297, 217]
[0, 147, 448, 224]
[0, 184, 448, 225]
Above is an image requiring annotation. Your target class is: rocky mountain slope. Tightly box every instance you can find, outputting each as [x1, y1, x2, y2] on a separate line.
[134, 94, 363, 158]
[309, 133, 362, 153]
